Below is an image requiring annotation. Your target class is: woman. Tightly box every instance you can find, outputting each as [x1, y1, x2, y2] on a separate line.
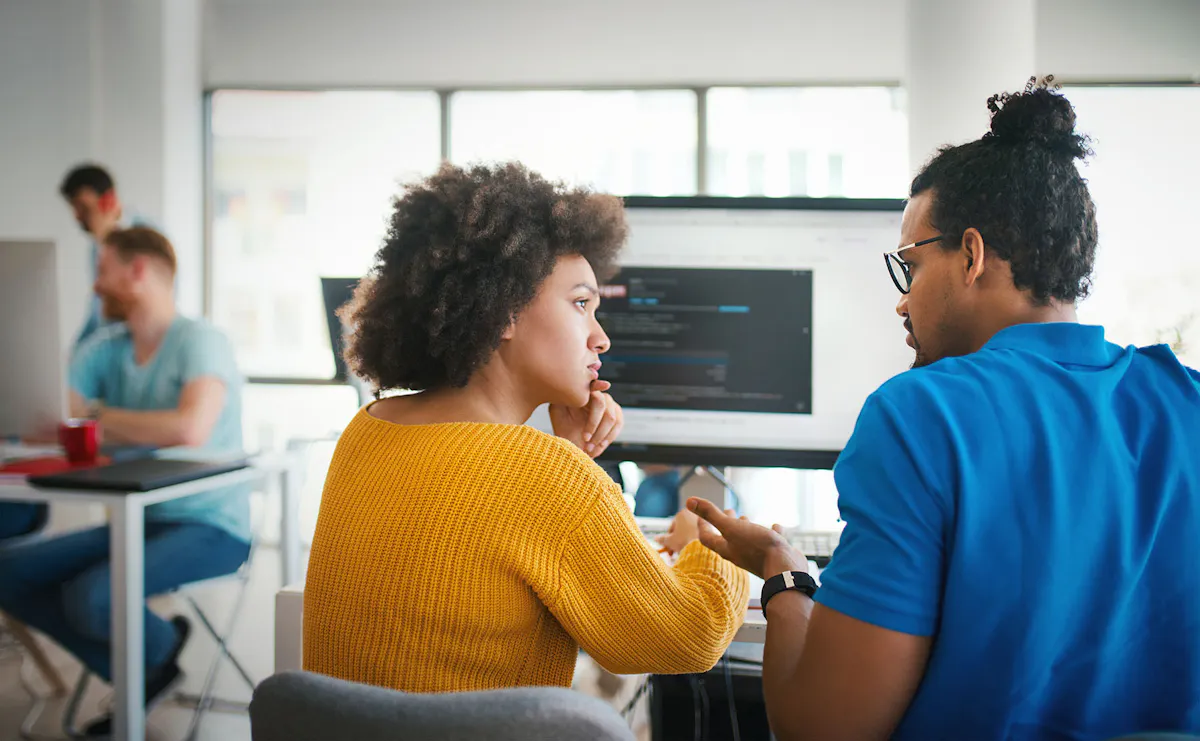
[303, 162, 748, 693]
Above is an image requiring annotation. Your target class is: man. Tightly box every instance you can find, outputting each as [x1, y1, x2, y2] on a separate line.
[0, 227, 252, 737]
[691, 82, 1200, 740]
[0, 505, 47, 541]
[59, 164, 148, 350]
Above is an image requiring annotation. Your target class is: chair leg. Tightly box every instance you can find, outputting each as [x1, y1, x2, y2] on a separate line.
[17, 659, 87, 741]
[4, 617, 68, 695]
[61, 669, 90, 739]
[177, 577, 255, 741]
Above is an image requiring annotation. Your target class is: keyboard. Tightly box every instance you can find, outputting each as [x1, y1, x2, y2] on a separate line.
[638, 517, 840, 567]
[782, 528, 841, 568]
[635, 516, 673, 540]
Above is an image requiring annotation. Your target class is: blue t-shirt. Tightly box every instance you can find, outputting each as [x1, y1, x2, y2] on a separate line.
[818, 322, 1200, 740]
[70, 315, 251, 542]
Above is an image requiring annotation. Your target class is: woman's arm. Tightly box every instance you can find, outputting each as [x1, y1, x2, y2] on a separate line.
[540, 486, 749, 675]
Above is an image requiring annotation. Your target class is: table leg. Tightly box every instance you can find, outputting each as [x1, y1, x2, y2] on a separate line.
[110, 499, 145, 741]
[280, 457, 302, 586]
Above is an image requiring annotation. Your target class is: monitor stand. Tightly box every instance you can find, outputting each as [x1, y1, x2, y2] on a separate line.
[678, 465, 740, 513]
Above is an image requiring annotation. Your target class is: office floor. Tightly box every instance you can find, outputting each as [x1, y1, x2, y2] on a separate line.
[0, 547, 650, 741]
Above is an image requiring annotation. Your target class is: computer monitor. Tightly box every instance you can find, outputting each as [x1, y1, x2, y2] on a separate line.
[321, 277, 360, 383]
[532, 196, 913, 470]
[0, 240, 66, 439]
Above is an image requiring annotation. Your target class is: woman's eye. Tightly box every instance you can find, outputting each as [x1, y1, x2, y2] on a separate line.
[575, 298, 590, 310]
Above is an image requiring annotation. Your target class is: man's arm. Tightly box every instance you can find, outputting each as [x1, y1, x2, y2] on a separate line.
[70, 377, 227, 447]
[688, 499, 933, 741]
[761, 593, 931, 741]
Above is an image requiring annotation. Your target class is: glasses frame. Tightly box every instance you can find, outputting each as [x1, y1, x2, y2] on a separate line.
[884, 235, 944, 294]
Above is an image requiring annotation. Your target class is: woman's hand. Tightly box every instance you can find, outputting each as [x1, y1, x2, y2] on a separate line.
[655, 508, 701, 555]
[549, 380, 624, 458]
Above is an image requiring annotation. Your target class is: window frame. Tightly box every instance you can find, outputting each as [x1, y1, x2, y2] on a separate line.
[203, 83, 909, 385]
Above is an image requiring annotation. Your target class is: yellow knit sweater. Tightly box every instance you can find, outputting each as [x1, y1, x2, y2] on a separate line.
[303, 407, 749, 693]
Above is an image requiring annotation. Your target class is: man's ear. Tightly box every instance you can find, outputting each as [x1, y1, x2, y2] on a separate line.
[961, 228, 987, 287]
[129, 254, 149, 282]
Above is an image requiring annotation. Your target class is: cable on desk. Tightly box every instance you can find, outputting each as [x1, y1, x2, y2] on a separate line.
[690, 676, 702, 741]
[723, 655, 741, 741]
[621, 675, 651, 721]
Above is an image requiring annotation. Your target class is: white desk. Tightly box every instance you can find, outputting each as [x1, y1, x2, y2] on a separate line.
[0, 456, 299, 741]
[273, 581, 767, 676]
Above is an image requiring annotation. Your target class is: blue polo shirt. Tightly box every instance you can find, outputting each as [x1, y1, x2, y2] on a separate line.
[818, 323, 1200, 740]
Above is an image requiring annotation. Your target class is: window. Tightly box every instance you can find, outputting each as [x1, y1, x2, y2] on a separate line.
[210, 90, 441, 379]
[449, 90, 698, 195]
[706, 87, 909, 198]
[206, 86, 909, 532]
[1070, 86, 1200, 367]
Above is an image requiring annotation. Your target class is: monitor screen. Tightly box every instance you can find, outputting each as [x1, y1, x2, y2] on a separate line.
[530, 196, 913, 469]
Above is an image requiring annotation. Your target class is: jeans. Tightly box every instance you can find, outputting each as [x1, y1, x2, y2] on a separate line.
[0, 522, 250, 682]
[0, 503, 48, 540]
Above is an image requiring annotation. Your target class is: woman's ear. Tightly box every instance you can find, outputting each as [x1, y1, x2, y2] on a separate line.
[500, 316, 517, 341]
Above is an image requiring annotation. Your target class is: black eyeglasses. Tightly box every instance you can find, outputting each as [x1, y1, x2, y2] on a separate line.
[884, 235, 944, 294]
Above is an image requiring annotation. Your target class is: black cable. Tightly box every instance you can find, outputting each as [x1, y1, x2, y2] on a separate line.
[620, 676, 651, 720]
[723, 656, 741, 741]
[690, 676, 702, 741]
[703, 465, 742, 514]
[697, 674, 711, 741]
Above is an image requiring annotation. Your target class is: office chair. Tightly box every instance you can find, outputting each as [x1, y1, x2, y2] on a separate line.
[60, 538, 260, 741]
[250, 671, 636, 741]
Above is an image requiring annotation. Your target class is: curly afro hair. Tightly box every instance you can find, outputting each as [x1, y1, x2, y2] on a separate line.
[910, 76, 1098, 305]
[342, 162, 627, 393]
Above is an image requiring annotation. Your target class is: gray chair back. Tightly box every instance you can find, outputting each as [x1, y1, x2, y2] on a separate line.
[250, 671, 636, 741]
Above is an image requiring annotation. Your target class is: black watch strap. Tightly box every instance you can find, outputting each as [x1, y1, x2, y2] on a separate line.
[760, 571, 818, 614]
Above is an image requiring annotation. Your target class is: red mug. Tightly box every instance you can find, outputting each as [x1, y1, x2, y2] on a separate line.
[59, 419, 100, 465]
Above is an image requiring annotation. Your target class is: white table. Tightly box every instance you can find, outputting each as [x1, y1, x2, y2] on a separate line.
[0, 456, 301, 741]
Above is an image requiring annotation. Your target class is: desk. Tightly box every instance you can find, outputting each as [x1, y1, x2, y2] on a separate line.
[273, 582, 767, 676]
[0, 456, 298, 741]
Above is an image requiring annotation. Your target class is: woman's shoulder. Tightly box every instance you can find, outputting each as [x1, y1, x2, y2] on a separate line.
[338, 407, 609, 481]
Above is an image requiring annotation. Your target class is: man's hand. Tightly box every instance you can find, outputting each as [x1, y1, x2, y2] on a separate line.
[549, 380, 624, 458]
[655, 508, 701, 555]
[687, 497, 808, 578]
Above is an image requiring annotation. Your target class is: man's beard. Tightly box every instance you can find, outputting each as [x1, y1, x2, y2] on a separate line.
[907, 320, 930, 369]
[101, 295, 128, 321]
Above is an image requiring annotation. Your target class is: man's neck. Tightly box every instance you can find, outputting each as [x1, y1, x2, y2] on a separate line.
[124, 295, 177, 363]
[971, 299, 1078, 353]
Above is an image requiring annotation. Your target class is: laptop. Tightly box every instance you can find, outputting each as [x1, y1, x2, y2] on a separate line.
[28, 458, 248, 492]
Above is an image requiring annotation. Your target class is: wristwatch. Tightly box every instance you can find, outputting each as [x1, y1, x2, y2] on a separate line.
[86, 399, 104, 421]
[760, 570, 818, 614]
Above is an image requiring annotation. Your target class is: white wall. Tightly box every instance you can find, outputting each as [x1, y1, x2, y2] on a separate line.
[0, 0, 205, 340]
[0, 0, 99, 356]
[205, 0, 1200, 89]
[204, 0, 907, 88]
[1038, 0, 1200, 82]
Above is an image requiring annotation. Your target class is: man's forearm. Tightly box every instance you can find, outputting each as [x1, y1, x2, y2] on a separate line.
[763, 590, 815, 740]
[98, 407, 194, 447]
